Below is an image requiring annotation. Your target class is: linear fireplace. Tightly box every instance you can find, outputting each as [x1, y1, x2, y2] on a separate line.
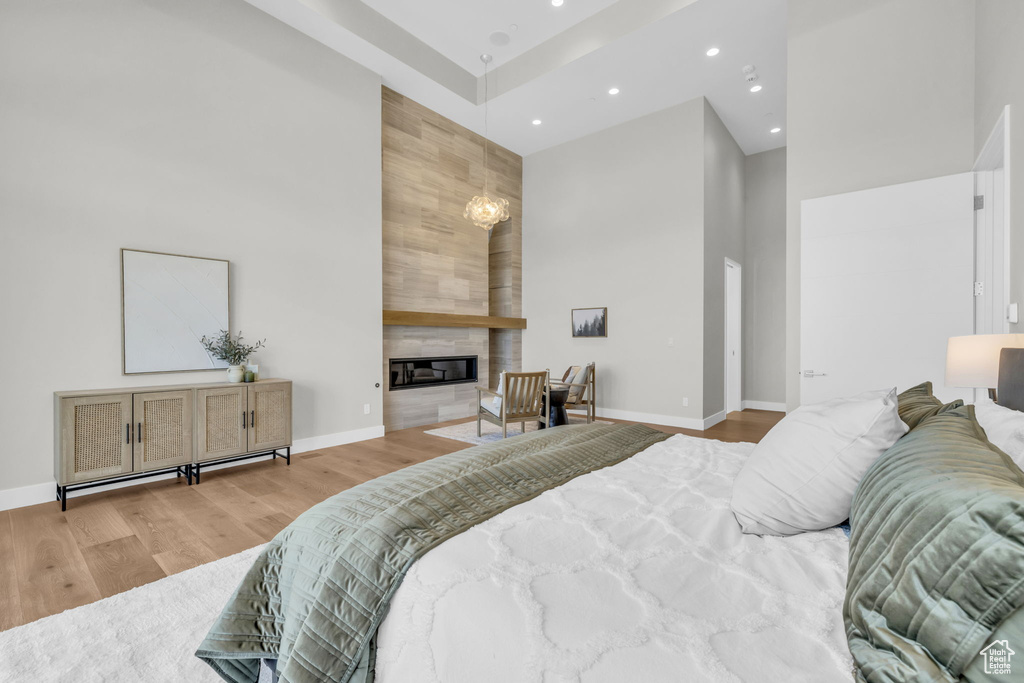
[389, 355, 479, 391]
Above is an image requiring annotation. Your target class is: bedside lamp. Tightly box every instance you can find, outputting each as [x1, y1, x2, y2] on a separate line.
[946, 334, 1024, 400]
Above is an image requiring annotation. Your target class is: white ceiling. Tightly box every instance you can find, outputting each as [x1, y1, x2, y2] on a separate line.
[244, 0, 787, 157]
[361, 0, 621, 74]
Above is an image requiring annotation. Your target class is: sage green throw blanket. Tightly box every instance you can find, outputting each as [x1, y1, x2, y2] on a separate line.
[197, 423, 669, 683]
[845, 406, 1024, 682]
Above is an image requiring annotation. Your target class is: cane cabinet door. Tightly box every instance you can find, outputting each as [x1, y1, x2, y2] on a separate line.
[247, 382, 291, 452]
[60, 394, 133, 484]
[133, 390, 193, 472]
[196, 386, 248, 462]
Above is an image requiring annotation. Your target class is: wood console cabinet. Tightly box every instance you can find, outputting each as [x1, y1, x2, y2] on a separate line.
[193, 380, 292, 482]
[55, 379, 291, 509]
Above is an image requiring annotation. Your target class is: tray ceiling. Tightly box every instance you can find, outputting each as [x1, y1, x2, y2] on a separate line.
[244, 0, 787, 156]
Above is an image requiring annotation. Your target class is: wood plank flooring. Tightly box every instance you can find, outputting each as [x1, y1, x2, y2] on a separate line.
[0, 410, 781, 632]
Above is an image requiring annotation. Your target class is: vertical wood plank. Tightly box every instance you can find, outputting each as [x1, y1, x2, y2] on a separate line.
[0, 511, 23, 630]
[8, 504, 101, 623]
[79, 535, 167, 598]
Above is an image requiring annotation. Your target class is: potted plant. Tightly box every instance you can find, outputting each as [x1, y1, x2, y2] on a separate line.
[201, 330, 266, 383]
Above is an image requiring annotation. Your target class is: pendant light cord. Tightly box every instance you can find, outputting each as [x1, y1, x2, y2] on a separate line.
[482, 58, 489, 197]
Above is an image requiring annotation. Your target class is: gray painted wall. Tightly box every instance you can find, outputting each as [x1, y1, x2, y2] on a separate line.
[975, 1, 1024, 333]
[785, 0, 976, 409]
[522, 99, 707, 423]
[743, 148, 787, 406]
[0, 0, 383, 493]
[702, 101, 746, 419]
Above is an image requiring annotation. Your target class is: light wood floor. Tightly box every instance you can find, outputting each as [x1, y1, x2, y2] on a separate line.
[0, 410, 782, 632]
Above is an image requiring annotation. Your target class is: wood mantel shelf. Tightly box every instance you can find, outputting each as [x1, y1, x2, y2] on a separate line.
[383, 310, 527, 330]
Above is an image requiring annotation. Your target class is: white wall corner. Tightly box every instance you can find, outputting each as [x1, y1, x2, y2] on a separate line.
[0, 424, 386, 513]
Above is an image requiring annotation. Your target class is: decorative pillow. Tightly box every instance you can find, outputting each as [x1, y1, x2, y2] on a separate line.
[562, 366, 581, 384]
[845, 405, 1024, 680]
[569, 364, 590, 402]
[975, 399, 1024, 470]
[897, 381, 963, 430]
[730, 388, 908, 536]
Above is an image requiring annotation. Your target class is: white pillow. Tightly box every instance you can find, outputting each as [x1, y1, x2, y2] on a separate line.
[974, 399, 1024, 470]
[730, 388, 908, 536]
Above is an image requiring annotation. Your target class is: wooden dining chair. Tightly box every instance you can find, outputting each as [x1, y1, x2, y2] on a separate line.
[476, 370, 550, 439]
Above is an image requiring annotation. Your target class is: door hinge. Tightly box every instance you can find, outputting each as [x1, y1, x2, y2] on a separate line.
[974, 281, 985, 297]
[975, 195, 985, 210]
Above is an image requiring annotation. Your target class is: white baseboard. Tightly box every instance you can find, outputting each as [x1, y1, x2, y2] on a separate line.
[702, 411, 727, 430]
[0, 424, 386, 513]
[291, 425, 385, 453]
[0, 482, 57, 513]
[576, 407, 708, 431]
[741, 400, 787, 412]
[568, 407, 759, 430]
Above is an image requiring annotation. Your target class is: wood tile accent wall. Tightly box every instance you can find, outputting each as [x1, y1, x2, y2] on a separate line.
[382, 87, 523, 431]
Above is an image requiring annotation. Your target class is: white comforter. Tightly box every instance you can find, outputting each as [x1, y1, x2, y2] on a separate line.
[375, 434, 853, 683]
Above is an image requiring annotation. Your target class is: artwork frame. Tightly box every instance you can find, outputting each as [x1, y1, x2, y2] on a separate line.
[121, 248, 231, 375]
[571, 307, 608, 338]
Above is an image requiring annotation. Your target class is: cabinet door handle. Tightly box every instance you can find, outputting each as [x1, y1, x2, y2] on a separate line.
[138, 422, 142, 443]
[242, 411, 247, 429]
[250, 410, 255, 429]
[126, 423, 131, 444]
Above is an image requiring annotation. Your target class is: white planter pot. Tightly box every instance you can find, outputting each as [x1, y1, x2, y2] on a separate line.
[227, 365, 245, 383]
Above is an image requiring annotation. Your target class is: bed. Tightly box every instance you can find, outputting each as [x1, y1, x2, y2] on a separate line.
[375, 433, 851, 683]
[196, 378, 1024, 683]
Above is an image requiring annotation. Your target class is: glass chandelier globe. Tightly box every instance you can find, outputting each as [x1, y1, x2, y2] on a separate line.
[464, 195, 510, 230]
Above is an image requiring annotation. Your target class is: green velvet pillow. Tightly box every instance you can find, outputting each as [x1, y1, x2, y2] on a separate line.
[896, 381, 963, 430]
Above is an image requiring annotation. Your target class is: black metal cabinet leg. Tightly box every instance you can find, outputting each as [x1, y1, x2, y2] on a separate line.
[59, 485, 67, 512]
[286, 447, 291, 466]
[194, 464, 201, 484]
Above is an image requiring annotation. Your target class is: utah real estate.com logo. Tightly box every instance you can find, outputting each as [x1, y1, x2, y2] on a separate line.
[980, 639, 1016, 676]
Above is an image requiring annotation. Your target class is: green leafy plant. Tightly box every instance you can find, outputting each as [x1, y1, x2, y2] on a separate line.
[200, 330, 266, 366]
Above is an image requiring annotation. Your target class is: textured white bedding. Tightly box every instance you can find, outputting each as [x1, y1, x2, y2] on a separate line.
[375, 434, 853, 683]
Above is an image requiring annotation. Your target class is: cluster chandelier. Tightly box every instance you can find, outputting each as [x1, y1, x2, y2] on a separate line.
[464, 53, 510, 231]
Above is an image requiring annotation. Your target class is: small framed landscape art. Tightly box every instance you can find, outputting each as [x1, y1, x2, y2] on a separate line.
[572, 307, 607, 338]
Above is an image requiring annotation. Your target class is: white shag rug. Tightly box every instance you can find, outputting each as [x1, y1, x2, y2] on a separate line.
[0, 544, 264, 682]
[426, 417, 610, 445]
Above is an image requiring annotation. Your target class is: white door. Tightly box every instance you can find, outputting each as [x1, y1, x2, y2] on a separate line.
[801, 173, 975, 405]
[726, 259, 742, 413]
[975, 167, 1008, 335]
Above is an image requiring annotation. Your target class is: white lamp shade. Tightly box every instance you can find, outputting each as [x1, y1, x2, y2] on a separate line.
[945, 334, 1024, 388]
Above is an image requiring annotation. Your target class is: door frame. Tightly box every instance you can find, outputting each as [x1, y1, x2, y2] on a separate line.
[724, 258, 743, 414]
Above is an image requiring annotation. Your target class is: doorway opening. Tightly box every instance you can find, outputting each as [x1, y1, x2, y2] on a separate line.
[725, 258, 742, 414]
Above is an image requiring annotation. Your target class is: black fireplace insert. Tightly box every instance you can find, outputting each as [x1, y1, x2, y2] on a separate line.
[389, 355, 478, 390]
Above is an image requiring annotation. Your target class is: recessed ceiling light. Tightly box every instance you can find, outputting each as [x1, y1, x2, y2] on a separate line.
[706, 47, 720, 57]
[608, 87, 620, 95]
[551, 0, 563, 6]
[770, 127, 782, 134]
[532, 119, 542, 125]
[750, 85, 762, 93]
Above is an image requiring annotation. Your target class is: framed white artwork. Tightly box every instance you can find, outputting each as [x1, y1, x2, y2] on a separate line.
[121, 249, 230, 374]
